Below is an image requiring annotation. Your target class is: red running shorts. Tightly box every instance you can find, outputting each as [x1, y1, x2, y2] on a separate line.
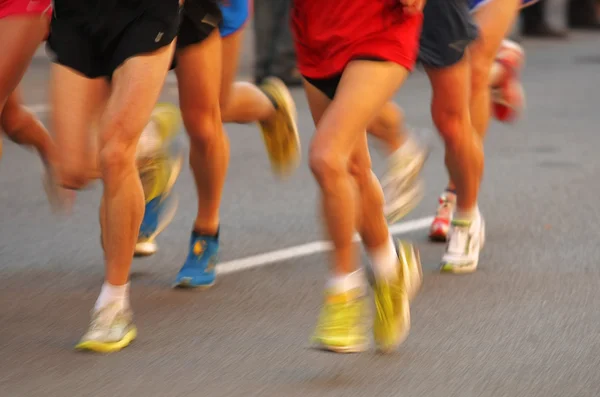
[0, 0, 51, 19]
[291, 0, 423, 79]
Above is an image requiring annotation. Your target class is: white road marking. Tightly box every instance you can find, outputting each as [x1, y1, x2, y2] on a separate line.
[27, 104, 49, 114]
[218, 217, 434, 275]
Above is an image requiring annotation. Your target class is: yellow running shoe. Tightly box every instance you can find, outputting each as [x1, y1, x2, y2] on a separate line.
[258, 77, 301, 178]
[311, 287, 368, 353]
[151, 103, 182, 142]
[136, 102, 182, 162]
[75, 303, 137, 353]
[372, 248, 411, 353]
[135, 103, 183, 256]
[397, 240, 423, 301]
[135, 147, 183, 257]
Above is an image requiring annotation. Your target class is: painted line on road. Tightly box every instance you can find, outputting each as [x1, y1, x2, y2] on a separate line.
[217, 216, 434, 275]
[27, 104, 49, 114]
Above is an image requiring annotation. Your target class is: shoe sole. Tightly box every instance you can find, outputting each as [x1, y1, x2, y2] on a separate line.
[312, 342, 369, 354]
[75, 327, 137, 353]
[428, 230, 449, 242]
[172, 277, 216, 290]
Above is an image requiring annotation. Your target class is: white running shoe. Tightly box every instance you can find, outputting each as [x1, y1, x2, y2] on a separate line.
[440, 209, 485, 274]
[383, 134, 430, 224]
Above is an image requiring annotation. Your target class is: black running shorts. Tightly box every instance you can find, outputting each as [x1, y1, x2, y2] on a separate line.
[177, 0, 222, 51]
[418, 0, 479, 68]
[47, 0, 181, 79]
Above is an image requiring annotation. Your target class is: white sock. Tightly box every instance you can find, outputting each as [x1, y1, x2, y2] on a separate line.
[95, 282, 130, 311]
[367, 235, 398, 280]
[326, 269, 366, 294]
[136, 121, 162, 159]
[455, 206, 479, 222]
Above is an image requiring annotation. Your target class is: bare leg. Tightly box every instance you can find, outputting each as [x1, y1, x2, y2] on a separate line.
[176, 30, 227, 235]
[50, 66, 108, 189]
[0, 16, 47, 112]
[469, 0, 521, 139]
[307, 59, 414, 353]
[98, 45, 175, 285]
[219, 29, 274, 123]
[426, 57, 483, 213]
[2, 89, 55, 165]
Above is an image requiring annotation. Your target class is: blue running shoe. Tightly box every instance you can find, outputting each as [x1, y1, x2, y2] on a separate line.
[135, 193, 179, 256]
[174, 231, 219, 288]
[135, 145, 183, 257]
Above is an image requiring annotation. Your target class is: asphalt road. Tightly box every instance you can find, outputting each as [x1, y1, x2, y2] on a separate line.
[1, 31, 600, 397]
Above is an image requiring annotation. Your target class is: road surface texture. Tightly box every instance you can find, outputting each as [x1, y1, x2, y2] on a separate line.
[1, 31, 600, 397]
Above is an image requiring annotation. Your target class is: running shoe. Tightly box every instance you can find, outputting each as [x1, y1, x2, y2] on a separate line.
[383, 134, 430, 224]
[258, 77, 301, 178]
[491, 40, 526, 123]
[440, 209, 486, 274]
[398, 240, 423, 301]
[371, 240, 413, 353]
[429, 190, 456, 242]
[311, 287, 369, 353]
[75, 303, 137, 353]
[173, 231, 219, 288]
[135, 103, 183, 256]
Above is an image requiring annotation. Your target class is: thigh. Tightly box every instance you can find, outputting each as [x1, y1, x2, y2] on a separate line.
[419, 0, 478, 68]
[50, 64, 109, 185]
[471, 0, 521, 63]
[100, 42, 175, 150]
[425, 54, 471, 120]
[175, 29, 222, 116]
[0, 15, 48, 109]
[311, 60, 409, 159]
[302, 78, 333, 126]
[219, 28, 244, 106]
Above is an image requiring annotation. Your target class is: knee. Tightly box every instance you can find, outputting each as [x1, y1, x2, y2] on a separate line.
[309, 143, 347, 190]
[431, 102, 470, 151]
[181, 103, 223, 147]
[372, 102, 405, 134]
[57, 164, 90, 190]
[0, 102, 25, 138]
[99, 120, 138, 177]
[348, 154, 372, 184]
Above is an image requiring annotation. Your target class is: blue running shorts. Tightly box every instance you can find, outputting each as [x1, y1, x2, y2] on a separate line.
[219, 0, 249, 37]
